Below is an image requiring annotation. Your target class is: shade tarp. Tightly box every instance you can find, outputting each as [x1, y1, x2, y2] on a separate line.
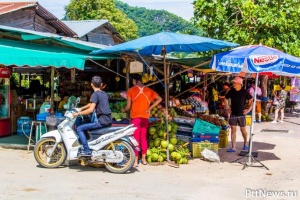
[0, 39, 111, 70]
[166, 57, 216, 73]
[92, 31, 239, 55]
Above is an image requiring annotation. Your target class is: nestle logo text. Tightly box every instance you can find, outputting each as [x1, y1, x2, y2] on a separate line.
[251, 55, 278, 65]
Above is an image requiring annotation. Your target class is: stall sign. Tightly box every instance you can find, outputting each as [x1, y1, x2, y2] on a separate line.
[130, 61, 143, 73]
[0, 68, 10, 78]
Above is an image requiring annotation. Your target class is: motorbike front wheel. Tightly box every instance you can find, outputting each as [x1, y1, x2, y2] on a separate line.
[34, 138, 67, 168]
[105, 141, 135, 174]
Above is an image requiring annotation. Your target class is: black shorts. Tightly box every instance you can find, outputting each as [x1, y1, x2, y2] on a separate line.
[229, 115, 246, 127]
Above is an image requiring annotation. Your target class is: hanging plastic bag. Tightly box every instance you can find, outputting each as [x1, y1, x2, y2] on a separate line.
[273, 96, 279, 105]
[46, 115, 57, 126]
[201, 148, 220, 163]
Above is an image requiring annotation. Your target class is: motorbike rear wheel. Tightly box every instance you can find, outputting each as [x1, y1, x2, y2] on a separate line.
[105, 141, 135, 174]
[34, 138, 67, 168]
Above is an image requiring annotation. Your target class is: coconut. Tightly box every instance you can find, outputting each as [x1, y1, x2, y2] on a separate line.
[151, 153, 159, 161]
[154, 139, 161, 147]
[157, 155, 164, 162]
[170, 137, 177, 145]
[161, 140, 169, 148]
[146, 149, 152, 156]
[168, 143, 174, 152]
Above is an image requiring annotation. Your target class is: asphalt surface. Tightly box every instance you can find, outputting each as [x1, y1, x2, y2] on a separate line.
[0, 113, 299, 200]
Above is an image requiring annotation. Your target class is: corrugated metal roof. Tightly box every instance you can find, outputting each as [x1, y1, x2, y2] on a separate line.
[0, 25, 108, 51]
[62, 20, 124, 42]
[62, 20, 108, 38]
[0, 2, 77, 37]
[0, 2, 36, 15]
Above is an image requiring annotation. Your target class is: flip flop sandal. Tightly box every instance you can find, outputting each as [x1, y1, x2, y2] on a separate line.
[243, 146, 249, 150]
[227, 148, 236, 153]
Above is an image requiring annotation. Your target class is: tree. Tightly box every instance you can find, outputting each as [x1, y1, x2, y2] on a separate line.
[193, 0, 300, 56]
[65, 0, 138, 41]
[115, 0, 203, 37]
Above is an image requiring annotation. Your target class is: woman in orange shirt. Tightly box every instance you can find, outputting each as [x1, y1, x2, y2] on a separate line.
[122, 74, 162, 167]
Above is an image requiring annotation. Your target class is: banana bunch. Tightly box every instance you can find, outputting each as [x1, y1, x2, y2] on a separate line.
[141, 73, 158, 83]
[142, 74, 149, 83]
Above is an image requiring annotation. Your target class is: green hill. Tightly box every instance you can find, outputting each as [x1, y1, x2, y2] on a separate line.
[114, 0, 203, 37]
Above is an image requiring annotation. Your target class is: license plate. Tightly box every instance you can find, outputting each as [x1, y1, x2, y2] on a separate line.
[128, 136, 139, 146]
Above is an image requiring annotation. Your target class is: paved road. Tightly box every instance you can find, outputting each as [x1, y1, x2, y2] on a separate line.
[0, 114, 299, 200]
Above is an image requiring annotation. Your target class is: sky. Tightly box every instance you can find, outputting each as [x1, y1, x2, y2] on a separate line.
[4, 0, 194, 21]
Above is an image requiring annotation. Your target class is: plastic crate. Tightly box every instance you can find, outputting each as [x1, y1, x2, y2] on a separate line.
[36, 113, 49, 121]
[246, 115, 252, 126]
[192, 133, 219, 139]
[191, 137, 219, 143]
[192, 119, 221, 136]
[192, 142, 219, 158]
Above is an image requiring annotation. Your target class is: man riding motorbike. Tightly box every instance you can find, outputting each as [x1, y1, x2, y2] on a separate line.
[73, 76, 112, 156]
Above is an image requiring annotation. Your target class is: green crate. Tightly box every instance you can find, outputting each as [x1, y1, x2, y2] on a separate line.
[192, 119, 221, 135]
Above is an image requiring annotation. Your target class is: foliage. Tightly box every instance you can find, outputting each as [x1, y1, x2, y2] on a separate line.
[65, 0, 138, 41]
[11, 73, 48, 89]
[114, 0, 203, 37]
[193, 0, 300, 56]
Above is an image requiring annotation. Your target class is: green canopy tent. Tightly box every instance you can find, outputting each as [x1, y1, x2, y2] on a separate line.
[0, 38, 110, 69]
[0, 38, 114, 113]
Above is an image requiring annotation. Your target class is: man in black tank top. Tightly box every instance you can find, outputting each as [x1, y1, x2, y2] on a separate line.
[225, 77, 253, 153]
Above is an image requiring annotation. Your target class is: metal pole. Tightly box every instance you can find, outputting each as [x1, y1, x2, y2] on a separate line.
[162, 47, 170, 161]
[247, 72, 258, 165]
[50, 67, 55, 115]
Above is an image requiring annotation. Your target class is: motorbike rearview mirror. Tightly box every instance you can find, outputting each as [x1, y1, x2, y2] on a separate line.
[75, 97, 81, 107]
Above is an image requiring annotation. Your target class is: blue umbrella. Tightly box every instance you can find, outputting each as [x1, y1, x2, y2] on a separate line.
[92, 31, 239, 55]
[209, 44, 300, 169]
[210, 45, 300, 75]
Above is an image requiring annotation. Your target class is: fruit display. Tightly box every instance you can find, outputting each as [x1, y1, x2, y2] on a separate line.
[172, 107, 194, 118]
[150, 105, 178, 121]
[260, 112, 272, 122]
[195, 114, 222, 126]
[109, 101, 126, 113]
[147, 120, 190, 164]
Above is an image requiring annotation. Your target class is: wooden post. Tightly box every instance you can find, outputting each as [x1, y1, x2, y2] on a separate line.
[50, 67, 55, 115]
[125, 57, 130, 91]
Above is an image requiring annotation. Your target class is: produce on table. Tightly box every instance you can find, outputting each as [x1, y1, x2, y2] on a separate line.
[109, 101, 127, 113]
[150, 105, 178, 120]
[146, 120, 190, 164]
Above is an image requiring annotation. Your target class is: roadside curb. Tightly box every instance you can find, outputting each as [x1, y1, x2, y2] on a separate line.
[0, 143, 27, 150]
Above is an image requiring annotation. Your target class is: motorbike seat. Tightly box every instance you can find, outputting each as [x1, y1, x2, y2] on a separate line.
[88, 126, 126, 141]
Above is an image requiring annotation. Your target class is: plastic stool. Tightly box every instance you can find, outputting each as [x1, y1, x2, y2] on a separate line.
[27, 120, 47, 151]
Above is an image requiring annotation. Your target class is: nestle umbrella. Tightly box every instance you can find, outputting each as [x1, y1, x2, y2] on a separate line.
[209, 44, 300, 169]
[210, 44, 300, 75]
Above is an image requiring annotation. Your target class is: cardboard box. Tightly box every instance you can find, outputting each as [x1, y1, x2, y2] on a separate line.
[192, 142, 219, 158]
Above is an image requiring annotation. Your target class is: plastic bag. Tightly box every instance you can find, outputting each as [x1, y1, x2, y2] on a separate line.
[273, 96, 279, 105]
[46, 115, 57, 126]
[201, 148, 220, 163]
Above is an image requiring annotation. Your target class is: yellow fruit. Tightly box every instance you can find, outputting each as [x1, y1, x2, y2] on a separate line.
[122, 67, 126, 73]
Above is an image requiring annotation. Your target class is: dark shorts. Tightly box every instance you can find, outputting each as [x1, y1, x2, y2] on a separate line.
[229, 115, 246, 127]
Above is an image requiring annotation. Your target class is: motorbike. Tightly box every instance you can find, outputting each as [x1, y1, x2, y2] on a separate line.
[33, 98, 139, 174]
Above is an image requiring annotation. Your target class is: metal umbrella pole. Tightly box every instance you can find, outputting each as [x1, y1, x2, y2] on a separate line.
[232, 72, 269, 170]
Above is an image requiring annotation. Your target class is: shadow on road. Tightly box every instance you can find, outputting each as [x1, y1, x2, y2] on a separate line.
[219, 141, 280, 163]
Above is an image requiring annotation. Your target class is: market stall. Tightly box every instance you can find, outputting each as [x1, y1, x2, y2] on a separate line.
[93, 31, 239, 164]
